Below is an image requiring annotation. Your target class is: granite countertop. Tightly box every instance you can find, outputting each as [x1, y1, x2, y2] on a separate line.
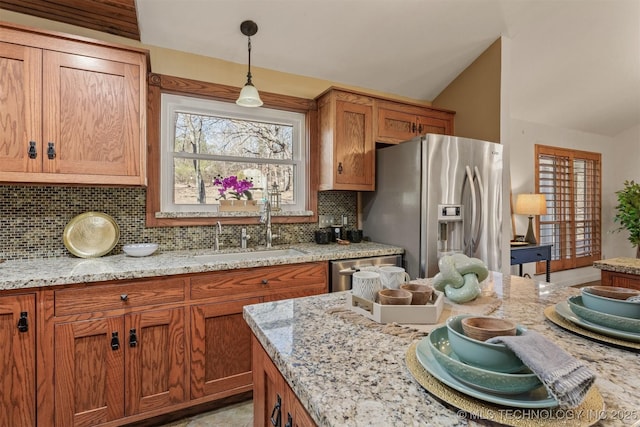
[244, 275, 640, 427]
[593, 258, 640, 275]
[0, 242, 403, 291]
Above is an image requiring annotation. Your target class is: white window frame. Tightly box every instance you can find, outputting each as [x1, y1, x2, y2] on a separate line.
[160, 93, 307, 214]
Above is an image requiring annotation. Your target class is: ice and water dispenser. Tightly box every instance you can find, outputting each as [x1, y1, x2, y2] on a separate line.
[437, 204, 463, 258]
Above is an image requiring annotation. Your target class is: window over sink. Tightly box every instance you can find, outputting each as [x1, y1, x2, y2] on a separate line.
[161, 94, 307, 214]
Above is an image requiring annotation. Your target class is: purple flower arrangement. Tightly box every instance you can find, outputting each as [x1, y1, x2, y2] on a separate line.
[213, 175, 254, 200]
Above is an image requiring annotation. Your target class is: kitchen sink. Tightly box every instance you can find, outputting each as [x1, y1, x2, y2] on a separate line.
[194, 248, 307, 263]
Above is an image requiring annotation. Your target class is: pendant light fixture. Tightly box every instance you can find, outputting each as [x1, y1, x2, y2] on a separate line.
[236, 20, 263, 107]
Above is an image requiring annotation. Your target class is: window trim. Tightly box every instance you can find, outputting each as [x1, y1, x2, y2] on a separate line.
[160, 94, 307, 213]
[534, 144, 602, 273]
[146, 73, 318, 227]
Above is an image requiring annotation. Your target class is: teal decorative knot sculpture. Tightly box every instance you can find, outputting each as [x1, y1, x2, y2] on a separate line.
[432, 253, 489, 303]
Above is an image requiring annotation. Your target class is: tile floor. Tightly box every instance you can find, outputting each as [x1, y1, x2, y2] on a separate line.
[157, 400, 253, 427]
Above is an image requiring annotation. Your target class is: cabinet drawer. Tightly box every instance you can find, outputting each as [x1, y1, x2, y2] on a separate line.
[191, 262, 328, 300]
[54, 277, 186, 316]
[510, 246, 551, 265]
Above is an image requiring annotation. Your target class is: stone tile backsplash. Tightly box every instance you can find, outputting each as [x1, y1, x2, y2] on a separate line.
[0, 186, 357, 261]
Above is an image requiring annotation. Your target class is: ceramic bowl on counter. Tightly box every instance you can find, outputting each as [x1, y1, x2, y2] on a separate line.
[428, 326, 542, 395]
[446, 314, 526, 373]
[461, 316, 517, 341]
[123, 243, 159, 257]
[568, 295, 640, 332]
[581, 287, 640, 319]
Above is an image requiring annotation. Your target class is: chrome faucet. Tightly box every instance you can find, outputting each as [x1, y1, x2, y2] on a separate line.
[260, 200, 277, 248]
[241, 228, 250, 249]
[214, 221, 222, 251]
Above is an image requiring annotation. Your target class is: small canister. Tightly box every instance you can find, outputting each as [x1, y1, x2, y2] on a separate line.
[347, 229, 363, 243]
[314, 229, 331, 244]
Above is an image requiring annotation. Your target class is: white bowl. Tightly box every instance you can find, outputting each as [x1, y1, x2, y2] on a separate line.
[123, 243, 158, 257]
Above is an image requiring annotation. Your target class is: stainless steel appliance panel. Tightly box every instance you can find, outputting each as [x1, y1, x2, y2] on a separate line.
[362, 134, 503, 279]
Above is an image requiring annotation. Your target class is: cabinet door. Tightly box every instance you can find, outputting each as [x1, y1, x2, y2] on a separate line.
[55, 317, 125, 427]
[190, 297, 261, 399]
[377, 107, 417, 143]
[252, 336, 285, 427]
[0, 294, 36, 427]
[42, 50, 143, 184]
[334, 100, 374, 189]
[0, 41, 42, 175]
[125, 307, 186, 416]
[417, 114, 452, 136]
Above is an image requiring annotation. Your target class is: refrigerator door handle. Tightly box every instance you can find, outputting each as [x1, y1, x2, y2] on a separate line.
[472, 165, 484, 253]
[464, 165, 477, 255]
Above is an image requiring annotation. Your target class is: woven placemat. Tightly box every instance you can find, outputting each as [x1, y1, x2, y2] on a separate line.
[544, 305, 640, 351]
[405, 341, 604, 427]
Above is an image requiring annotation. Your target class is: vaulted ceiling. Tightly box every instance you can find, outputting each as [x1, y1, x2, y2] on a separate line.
[3, 0, 639, 137]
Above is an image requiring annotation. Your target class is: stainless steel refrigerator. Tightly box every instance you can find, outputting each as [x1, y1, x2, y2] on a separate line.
[361, 134, 503, 279]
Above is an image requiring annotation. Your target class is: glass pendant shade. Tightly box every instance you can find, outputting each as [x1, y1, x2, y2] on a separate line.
[236, 83, 263, 107]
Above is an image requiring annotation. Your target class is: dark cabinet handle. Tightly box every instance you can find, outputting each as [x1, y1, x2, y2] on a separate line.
[412, 122, 416, 133]
[111, 332, 120, 350]
[285, 413, 293, 427]
[17, 312, 28, 333]
[120, 294, 128, 301]
[28, 141, 37, 159]
[129, 328, 138, 347]
[270, 394, 282, 427]
[418, 124, 423, 134]
[47, 142, 56, 159]
[261, 279, 269, 285]
[337, 162, 343, 174]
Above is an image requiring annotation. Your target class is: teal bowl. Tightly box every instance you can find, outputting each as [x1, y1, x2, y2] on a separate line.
[568, 295, 640, 333]
[581, 287, 640, 319]
[429, 326, 542, 394]
[446, 314, 526, 373]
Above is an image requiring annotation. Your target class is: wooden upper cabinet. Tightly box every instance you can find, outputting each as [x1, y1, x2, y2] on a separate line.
[0, 23, 148, 186]
[376, 100, 454, 144]
[317, 89, 375, 191]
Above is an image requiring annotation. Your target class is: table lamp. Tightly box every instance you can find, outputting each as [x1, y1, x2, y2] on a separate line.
[515, 194, 547, 245]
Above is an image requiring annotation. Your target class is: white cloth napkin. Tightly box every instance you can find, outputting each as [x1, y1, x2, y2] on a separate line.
[487, 330, 596, 408]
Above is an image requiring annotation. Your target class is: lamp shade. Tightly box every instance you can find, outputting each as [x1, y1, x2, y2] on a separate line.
[236, 83, 263, 107]
[515, 194, 547, 216]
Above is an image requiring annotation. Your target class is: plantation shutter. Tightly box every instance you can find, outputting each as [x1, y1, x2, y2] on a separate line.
[535, 145, 601, 273]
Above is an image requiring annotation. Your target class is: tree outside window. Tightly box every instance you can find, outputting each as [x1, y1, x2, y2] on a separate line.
[161, 94, 306, 213]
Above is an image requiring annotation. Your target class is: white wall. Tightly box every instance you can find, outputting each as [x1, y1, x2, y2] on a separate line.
[605, 124, 640, 258]
[506, 119, 639, 286]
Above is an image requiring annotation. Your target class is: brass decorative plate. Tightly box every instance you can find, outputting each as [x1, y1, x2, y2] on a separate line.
[63, 212, 120, 258]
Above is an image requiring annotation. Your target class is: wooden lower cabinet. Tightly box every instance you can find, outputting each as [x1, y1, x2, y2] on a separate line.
[600, 270, 640, 290]
[37, 262, 327, 426]
[252, 336, 315, 427]
[54, 307, 185, 427]
[0, 293, 37, 427]
[190, 297, 261, 399]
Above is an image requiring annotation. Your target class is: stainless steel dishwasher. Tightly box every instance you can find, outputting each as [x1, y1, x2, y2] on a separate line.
[329, 254, 403, 292]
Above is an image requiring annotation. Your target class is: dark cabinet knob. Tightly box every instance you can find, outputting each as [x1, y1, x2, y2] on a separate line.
[28, 141, 37, 159]
[47, 142, 56, 159]
[129, 328, 138, 347]
[337, 162, 343, 174]
[111, 332, 120, 350]
[412, 122, 416, 133]
[17, 312, 28, 333]
[261, 279, 269, 285]
[120, 294, 128, 301]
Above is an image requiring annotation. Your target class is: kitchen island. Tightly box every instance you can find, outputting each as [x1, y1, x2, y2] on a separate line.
[244, 274, 640, 427]
[594, 258, 640, 291]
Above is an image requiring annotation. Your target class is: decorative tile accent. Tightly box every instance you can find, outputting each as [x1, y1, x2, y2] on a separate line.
[0, 186, 357, 260]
